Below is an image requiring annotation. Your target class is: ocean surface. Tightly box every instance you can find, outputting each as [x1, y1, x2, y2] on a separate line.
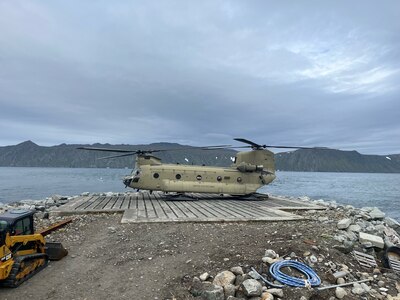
[0, 167, 399, 220]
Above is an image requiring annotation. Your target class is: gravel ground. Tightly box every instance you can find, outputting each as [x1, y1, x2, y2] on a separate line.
[0, 208, 399, 300]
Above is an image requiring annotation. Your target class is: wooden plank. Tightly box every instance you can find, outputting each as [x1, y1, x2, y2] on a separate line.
[151, 194, 170, 219]
[189, 201, 219, 218]
[220, 200, 262, 218]
[209, 200, 248, 218]
[85, 196, 105, 210]
[158, 199, 179, 219]
[167, 201, 189, 219]
[145, 200, 158, 219]
[219, 200, 260, 217]
[66, 196, 87, 210]
[137, 194, 147, 219]
[104, 196, 118, 210]
[171, 200, 198, 219]
[179, 201, 205, 218]
[120, 196, 130, 210]
[78, 196, 99, 210]
[97, 197, 114, 210]
[113, 196, 125, 209]
[199, 200, 231, 218]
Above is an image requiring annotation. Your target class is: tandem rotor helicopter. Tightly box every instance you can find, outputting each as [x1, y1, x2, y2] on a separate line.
[78, 138, 328, 196]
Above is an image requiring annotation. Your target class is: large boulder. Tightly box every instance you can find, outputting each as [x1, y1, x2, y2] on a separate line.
[213, 271, 236, 287]
[191, 277, 224, 300]
[241, 279, 262, 297]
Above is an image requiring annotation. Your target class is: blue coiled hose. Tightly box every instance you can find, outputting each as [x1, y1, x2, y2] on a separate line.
[269, 260, 321, 287]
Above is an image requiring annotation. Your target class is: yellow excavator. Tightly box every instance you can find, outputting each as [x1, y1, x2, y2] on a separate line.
[0, 210, 68, 287]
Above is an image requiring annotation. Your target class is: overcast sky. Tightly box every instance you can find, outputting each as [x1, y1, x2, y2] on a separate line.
[0, 1, 399, 154]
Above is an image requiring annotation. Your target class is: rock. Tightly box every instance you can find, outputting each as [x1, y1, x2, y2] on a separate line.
[264, 249, 278, 259]
[213, 271, 236, 287]
[347, 224, 362, 233]
[224, 284, 236, 298]
[361, 282, 371, 292]
[335, 287, 347, 299]
[337, 218, 352, 230]
[200, 272, 210, 281]
[337, 278, 345, 284]
[378, 280, 385, 287]
[107, 226, 117, 233]
[368, 207, 385, 220]
[248, 270, 260, 280]
[81, 192, 90, 196]
[266, 288, 283, 298]
[241, 279, 262, 297]
[309, 255, 318, 263]
[359, 232, 384, 249]
[262, 257, 277, 264]
[226, 297, 245, 300]
[385, 217, 400, 233]
[352, 283, 365, 295]
[230, 266, 244, 275]
[234, 274, 245, 286]
[191, 277, 224, 300]
[318, 217, 329, 222]
[260, 292, 274, 300]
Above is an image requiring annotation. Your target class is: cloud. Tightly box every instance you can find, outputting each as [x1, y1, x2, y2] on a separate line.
[0, 0, 399, 154]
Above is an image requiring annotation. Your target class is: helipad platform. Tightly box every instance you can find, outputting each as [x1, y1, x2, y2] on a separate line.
[52, 192, 324, 223]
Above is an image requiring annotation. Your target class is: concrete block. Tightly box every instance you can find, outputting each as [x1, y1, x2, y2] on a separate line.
[359, 232, 384, 249]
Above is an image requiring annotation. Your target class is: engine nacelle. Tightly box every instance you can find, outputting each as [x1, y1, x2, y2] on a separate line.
[236, 162, 264, 172]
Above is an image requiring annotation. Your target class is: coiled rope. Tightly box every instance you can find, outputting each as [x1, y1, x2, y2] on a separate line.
[269, 260, 321, 287]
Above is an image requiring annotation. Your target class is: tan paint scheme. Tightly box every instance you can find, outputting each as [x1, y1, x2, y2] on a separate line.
[125, 149, 276, 195]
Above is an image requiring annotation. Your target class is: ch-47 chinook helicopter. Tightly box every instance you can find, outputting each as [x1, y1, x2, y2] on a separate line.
[78, 138, 327, 196]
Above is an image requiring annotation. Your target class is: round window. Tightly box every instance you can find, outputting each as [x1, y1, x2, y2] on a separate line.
[176, 174, 181, 180]
[237, 177, 242, 183]
[196, 175, 202, 181]
[217, 176, 222, 182]
[153, 173, 160, 179]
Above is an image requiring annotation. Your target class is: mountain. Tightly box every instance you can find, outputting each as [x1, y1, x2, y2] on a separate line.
[0, 141, 237, 168]
[1, 141, 400, 173]
[275, 149, 400, 173]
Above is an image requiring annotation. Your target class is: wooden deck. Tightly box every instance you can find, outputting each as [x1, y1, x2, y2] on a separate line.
[52, 192, 323, 223]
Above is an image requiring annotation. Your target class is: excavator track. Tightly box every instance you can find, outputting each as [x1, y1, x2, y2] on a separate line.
[0, 253, 49, 288]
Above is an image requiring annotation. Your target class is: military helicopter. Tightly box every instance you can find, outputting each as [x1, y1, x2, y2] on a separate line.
[78, 138, 327, 196]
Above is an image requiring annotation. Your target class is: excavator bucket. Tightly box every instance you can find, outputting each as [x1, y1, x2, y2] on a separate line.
[45, 242, 68, 260]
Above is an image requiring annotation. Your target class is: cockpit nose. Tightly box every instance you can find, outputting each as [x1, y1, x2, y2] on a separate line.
[123, 177, 132, 187]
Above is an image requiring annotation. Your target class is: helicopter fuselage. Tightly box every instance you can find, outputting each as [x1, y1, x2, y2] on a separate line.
[123, 149, 276, 195]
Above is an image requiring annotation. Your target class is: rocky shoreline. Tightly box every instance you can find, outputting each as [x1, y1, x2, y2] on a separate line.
[1, 193, 400, 300]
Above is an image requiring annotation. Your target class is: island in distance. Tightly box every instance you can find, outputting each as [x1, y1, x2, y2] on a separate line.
[1, 140, 400, 173]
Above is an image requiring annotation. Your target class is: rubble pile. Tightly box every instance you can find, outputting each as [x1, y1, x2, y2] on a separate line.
[188, 196, 400, 300]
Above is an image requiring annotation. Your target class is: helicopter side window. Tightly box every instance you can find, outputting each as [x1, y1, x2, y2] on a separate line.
[153, 173, 160, 179]
[175, 174, 181, 180]
[217, 176, 222, 182]
[237, 177, 242, 183]
[196, 175, 202, 181]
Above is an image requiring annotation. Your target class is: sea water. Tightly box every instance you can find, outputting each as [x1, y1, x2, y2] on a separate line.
[0, 167, 399, 220]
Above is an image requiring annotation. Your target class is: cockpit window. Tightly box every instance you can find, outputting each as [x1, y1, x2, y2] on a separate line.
[0, 220, 7, 231]
[0, 220, 8, 244]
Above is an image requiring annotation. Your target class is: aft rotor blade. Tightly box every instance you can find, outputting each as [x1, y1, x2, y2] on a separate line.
[234, 138, 262, 148]
[264, 145, 330, 150]
[98, 152, 137, 159]
[77, 147, 135, 153]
